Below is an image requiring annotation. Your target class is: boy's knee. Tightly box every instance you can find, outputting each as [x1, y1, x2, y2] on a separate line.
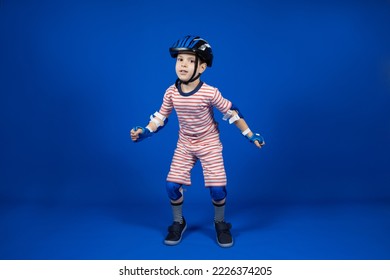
[166, 182, 183, 201]
[209, 186, 227, 202]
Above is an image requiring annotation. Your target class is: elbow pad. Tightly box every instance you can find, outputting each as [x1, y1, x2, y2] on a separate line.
[150, 111, 169, 133]
[222, 103, 244, 124]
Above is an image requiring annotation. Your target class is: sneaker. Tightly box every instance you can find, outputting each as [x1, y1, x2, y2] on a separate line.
[215, 221, 233, 248]
[164, 218, 187, 246]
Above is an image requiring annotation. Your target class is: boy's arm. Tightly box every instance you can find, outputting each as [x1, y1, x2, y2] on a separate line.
[131, 89, 173, 142]
[210, 89, 265, 148]
[222, 105, 265, 149]
[230, 111, 265, 148]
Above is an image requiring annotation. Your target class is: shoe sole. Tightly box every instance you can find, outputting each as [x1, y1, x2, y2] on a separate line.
[164, 223, 187, 246]
[216, 238, 234, 248]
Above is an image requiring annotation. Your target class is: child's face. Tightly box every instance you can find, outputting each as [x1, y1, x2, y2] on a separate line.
[175, 52, 206, 83]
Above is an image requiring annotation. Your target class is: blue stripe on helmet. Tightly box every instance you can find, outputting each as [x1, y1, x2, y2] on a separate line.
[188, 37, 200, 48]
[181, 35, 192, 47]
[171, 35, 200, 51]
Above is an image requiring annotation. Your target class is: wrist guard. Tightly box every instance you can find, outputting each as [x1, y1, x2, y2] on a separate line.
[246, 132, 265, 145]
[133, 126, 153, 142]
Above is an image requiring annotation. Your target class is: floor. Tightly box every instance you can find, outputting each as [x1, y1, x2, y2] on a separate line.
[1, 199, 389, 260]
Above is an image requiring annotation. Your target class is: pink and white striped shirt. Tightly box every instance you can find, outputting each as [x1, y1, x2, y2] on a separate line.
[159, 82, 232, 145]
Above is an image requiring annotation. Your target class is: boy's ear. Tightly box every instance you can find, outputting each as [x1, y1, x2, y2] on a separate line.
[199, 62, 207, 73]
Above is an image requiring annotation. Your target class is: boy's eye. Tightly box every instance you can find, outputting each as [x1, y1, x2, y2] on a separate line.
[177, 57, 195, 63]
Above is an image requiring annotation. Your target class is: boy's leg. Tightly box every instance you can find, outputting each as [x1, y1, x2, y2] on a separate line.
[210, 187, 227, 222]
[164, 144, 196, 245]
[166, 182, 184, 223]
[164, 182, 187, 245]
[166, 143, 196, 186]
[197, 144, 233, 247]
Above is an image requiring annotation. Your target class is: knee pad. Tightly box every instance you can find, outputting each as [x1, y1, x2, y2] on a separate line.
[209, 186, 227, 202]
[166, 182, 182, 201]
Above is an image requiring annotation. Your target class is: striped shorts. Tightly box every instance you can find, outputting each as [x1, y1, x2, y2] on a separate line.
[166, 141, 227, 187]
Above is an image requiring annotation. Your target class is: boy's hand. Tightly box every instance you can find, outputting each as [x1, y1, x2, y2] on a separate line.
[130, 126, 152, 142]
[254, 139, 265, 148]
[246, 132, 265, 149]
[130, 127, 142, 142]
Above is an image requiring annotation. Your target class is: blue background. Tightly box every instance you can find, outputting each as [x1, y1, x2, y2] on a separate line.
[1, 0, 390, 259]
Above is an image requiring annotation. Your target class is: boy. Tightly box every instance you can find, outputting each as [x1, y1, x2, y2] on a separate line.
[130, 35, 265, 248]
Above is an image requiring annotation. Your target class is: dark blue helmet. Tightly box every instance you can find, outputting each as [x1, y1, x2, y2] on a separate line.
[169, 35, 213, 67]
